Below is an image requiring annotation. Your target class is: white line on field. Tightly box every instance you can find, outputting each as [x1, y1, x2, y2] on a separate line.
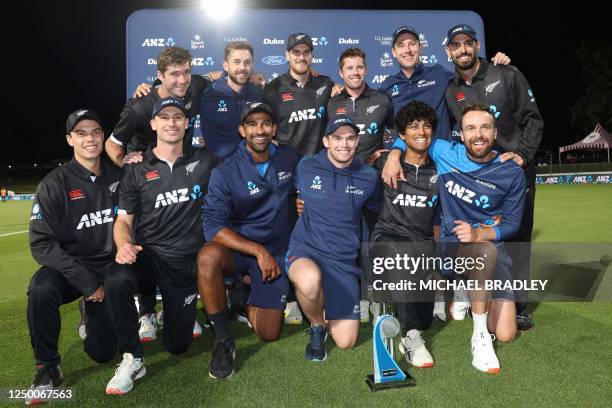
[0, 230, 28, 238]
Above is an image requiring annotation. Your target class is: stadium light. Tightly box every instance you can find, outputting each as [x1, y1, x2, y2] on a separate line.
[200, 0, 238, 22]
[8, 165, 11, 169]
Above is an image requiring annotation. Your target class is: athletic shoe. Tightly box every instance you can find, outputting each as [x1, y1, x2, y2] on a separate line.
[138, 313, 157, 343]
[360, 300, 370, 323]
[209, 338, 236, 379]
[369, 301, 381, 323]
[305, 325, 327, 362]
[284, 301, 303, 325]
[77, 297, 87, 340]
[432, 301, 447, 322]
[450, 301, 470, 321]
[25, 365, 64, 406]
[235, 311, 253, 328]
[516, 307, 534, 331]
[471, 331, 500, 374]
[399, 329, 434, 368]
[193, 320, 203, 338]
[105, 353, 146, 394]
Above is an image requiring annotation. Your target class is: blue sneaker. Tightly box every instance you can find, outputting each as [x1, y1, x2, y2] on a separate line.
[305, 325, 327, 361]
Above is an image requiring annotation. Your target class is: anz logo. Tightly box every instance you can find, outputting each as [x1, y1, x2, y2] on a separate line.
[312, 37, 328, 46]
[141, 38, 176, 47]
[366, 122, 379, 135]
[391, 84, 400, 97]
[392, 194, 428, 207]
[154, 188, 190, 208]
[76, 209, 113, 230]
[489, 105, 501, 119]
[218, 100, 228, 112]
[191, 57, 204, 66]
[311, 176, 322, 190]
[247, 181, 260, 196]
[445, 181, 490, 208]
[371, 75, 389, 84]
[288, 106, 324, 123]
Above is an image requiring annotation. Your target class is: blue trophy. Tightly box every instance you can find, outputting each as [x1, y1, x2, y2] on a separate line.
[366, 303, 415, 391]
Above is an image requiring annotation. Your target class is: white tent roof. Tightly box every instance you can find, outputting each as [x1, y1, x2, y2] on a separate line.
[560, 123, 612, 153]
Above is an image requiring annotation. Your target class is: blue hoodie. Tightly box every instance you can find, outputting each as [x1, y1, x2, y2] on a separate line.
[202, 141, 300, 256]
[379, 63, 454, 141]
[199, 78, 264, 160]
[289, 149, 381, 263]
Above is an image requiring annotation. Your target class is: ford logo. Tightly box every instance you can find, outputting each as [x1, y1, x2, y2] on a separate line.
[262, 55, 286, 66]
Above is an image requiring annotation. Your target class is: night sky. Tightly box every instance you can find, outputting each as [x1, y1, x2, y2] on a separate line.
[4, 1, 604, 165]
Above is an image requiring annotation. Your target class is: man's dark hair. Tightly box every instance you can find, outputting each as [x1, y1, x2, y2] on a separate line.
[157, 47, 192, 74]
[395, 101, 438, 134]
[338, 48, 366, 69]
[460, 103, 495, 128]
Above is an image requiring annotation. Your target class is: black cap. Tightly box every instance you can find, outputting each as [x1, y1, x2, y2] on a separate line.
[240, 102, 274, 123]
[325, 116, 360, 135]
[392, 26, 420, 46]
[286, 33, 313, 51]
[66, 109, 103, 133]
[447, 24, 478, 43]
[151, 97, 188, 118]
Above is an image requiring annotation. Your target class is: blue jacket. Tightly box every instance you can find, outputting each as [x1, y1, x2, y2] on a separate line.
[199, 78, 263, 160]
[430, 139, 526, 242]
[290, 150, 381, 263]
[379, 63, 454, 141]
[202, 141, 300, 256]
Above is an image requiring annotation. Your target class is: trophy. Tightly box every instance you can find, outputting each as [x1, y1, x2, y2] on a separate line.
[366, 303, 415, 391]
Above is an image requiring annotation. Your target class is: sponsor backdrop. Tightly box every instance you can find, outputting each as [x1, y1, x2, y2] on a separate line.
[535, 173, 612, 185]
[126, 9, 486, 97]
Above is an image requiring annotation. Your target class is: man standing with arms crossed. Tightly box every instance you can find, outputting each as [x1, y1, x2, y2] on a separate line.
[104, 98, 217, 395]
[444, 24, 544, 330]
[198, 102, 300, 378]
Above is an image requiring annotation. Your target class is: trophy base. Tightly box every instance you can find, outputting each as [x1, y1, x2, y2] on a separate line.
[365, 371, 416, 391]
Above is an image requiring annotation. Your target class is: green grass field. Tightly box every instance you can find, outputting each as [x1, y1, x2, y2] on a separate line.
[1, 185, 611, 407]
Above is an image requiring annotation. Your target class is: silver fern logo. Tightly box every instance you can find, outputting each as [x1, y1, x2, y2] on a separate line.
[316, 86, 327, 97]
[366, 105, 380, 115]
[185, 160, 200, 175]
[485, 81, 501, 94]
[108, 181, 119, 193]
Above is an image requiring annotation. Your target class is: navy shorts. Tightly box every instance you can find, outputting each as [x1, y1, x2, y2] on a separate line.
[233, 252, 289, 311]
[286, 246, 361, 320]
[437, 240, 514, 301]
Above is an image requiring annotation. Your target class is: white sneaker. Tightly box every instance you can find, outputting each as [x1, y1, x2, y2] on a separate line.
[105, 353, 146, 394]
[284, 301, 303, 325]
[360, 300, 370, 323]
[433, 301, 447, 322]
[369, 301, 381, 323]
[471, 331, 500, 374]
[399, 329, 434, 368]
[450, 301, 470, 320]
[193, 320, 203, 338]
[139, 313, 157, 343]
